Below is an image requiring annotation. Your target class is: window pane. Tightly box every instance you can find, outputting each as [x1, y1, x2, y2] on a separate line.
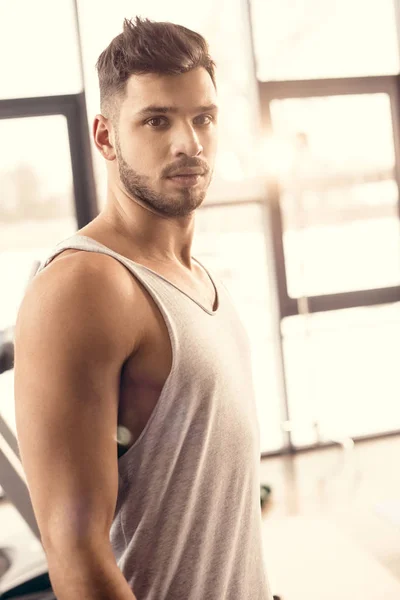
[193, 203, 285, 453]
[77, 0, 263, 207]
[0, 115, 77, 331]
[268, 93, 400, 297]
[282, 304, 400, 447]
[0, 115, 77, 461]
[0, 0, 82, 98]
[251, 0, 400, 80]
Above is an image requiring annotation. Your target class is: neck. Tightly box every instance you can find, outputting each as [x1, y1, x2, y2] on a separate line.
[94, 192, 196, 269]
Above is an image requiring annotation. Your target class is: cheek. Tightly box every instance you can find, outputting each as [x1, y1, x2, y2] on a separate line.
[122, 127, 163, 159]
[124, 140, 163, 173]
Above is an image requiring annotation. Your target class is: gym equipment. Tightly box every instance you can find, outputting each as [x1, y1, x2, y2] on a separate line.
[260, 483, 272, 508]
[0, 392, 53, 598]
[0, 261, 54, 598]
[0, 328, 14, 377]
[0, 412, 53, 598]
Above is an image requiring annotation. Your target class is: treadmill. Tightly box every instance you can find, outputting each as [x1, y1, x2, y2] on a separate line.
[0, 372, 55, 599]
[0, 260, 55, 599]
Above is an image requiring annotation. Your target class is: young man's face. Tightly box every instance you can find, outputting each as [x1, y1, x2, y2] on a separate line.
[113, 67, 218, 218]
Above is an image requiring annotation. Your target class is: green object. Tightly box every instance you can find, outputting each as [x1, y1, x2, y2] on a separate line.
[260, 484, 272, 507]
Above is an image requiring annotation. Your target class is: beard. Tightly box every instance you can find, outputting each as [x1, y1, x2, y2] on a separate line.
[115, 137, 212, 218]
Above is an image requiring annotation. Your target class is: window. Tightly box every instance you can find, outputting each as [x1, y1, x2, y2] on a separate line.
[0, 0, 82, 99]
[268, 93, 400, 297]
[251, 0, 400, 81]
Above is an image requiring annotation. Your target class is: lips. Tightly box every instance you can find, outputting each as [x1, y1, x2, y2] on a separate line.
[167, 174, 202, 187]
[168, 171, 204, 177]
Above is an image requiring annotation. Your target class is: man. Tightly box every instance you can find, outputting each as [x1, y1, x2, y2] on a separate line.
[14, 17, 274, 600]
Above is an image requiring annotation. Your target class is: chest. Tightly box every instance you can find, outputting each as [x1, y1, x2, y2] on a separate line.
[116, 291, 253, 460]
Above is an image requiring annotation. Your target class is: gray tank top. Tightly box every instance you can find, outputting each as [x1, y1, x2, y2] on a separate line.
[37, 234, 273, 600]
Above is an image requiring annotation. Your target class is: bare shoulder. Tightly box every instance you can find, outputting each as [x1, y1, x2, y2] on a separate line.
[16, 249, 147, 362]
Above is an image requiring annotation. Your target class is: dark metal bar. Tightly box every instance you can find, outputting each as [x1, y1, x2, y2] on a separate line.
[65, 93, 98, 227]
[0, 414, 19, 459]
[281, 285, 400, 317]
[261, 430, 400, 459]
[267, 181, 291, 320]
[258, 89, 293, 320]
[259, 198, 294, 451]
[0, 94, 80, 119]
[259, 75, 398, 101]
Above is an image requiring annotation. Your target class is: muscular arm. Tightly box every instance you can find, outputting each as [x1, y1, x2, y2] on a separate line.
[14, 252, 145, 600]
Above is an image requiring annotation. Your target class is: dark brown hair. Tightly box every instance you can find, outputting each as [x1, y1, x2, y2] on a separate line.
[96, 16, 217, 119]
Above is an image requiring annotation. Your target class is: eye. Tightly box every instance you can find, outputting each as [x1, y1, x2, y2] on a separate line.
[194, 114, 215, 126]
[146, 116, 169, 128]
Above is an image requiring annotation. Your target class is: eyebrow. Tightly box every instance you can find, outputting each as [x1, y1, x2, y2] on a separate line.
[136, 104, 219, 118]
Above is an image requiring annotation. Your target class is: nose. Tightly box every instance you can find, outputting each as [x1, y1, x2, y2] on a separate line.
[170, 123, 203, 158]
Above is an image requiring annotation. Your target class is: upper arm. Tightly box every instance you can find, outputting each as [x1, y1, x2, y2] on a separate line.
[13, 253, 142, 552]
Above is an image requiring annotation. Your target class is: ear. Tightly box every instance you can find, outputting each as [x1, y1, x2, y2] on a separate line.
[93, 114, 116, 161]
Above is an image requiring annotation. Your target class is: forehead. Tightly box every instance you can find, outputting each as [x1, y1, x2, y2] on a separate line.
[121, 67, 217, 116]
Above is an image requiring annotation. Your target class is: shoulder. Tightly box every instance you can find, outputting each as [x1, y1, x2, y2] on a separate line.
[17, 249, 147, 361]
[41, 248, 134, 289]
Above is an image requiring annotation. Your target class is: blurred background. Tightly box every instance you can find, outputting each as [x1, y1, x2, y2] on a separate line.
[1, 0, 400, 598]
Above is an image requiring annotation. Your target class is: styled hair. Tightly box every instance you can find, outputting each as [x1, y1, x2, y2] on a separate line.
[95, 16, 217, 119]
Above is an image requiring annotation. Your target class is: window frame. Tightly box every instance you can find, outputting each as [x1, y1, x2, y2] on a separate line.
[0, 92, 98, 228]
[259, 75, 400, 318]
